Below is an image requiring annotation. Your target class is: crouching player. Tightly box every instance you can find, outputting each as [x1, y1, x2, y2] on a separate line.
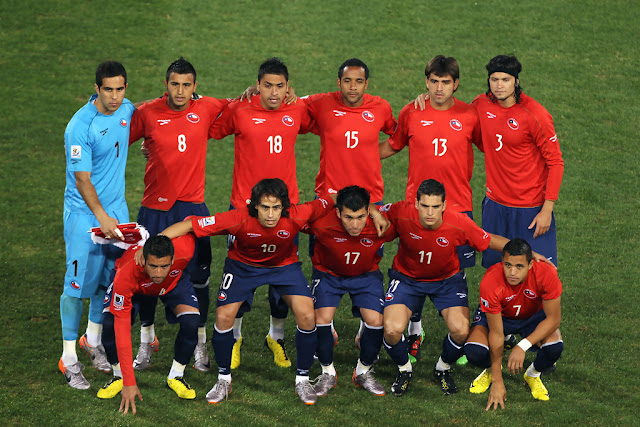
[464, 238, 563, 409]
[98, 234, 200, 414]
[304, 186, 395, 398]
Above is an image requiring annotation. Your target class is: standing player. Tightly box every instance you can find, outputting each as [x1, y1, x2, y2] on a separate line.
[380, 55, 482, 362]
[160, 179, 335, 405]
[464, 239, 563, 409]
[382, 179, 549, 396]
[209, 58, 313, 370]
[97, 235, 201, 415]
[304, 186, 394, 398]
[60, 61, 136, 389]
[128, 58, 232, 373]
[472, 55, 564, 268]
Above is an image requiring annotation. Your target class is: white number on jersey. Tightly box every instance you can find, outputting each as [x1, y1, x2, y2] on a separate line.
[418, 250, 432, 264]
[513, 304, 521, 316]
[221, 273, 233, 290]
[431, 138, 448, 156]
[178, 134, 187, 152]
[388, 279, 400, 293]
[268, 135, 283, 153]
[262, 243, 276, 253]
[495, 134, 503, 151]
[344, 252, 361, 264]
[345, 130, 359, 149]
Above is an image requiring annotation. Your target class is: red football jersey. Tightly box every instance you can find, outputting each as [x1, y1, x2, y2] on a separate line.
[129, 95, 230, 210]
[472, 93, 564, 207]
[479, 260, 562, 320]
[304, 209, 396, 276]
[386, 201, 491, 281]
[303, 92, 396, 201]
[109, 234, 196, 386]
[191, 196, 334, 267]
[389, 99, 482, 212]
[209, 95, 313, 208]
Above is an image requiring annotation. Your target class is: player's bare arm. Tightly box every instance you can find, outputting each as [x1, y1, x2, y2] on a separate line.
[74, 171, 123, 240]
[379, 139, 401, 159]
[507, 297, 561, 374]
[488, 233, 555, 267]
[119, 385, 143, 415]
[160, 219, 194, 240]
[413, 92, 429, 111]
[369, 204, 390, 236]
[486, 312, 507, 411]
[528, 200, 555, 238]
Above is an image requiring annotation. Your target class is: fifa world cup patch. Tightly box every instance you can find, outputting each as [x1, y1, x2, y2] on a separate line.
[198, 216, 216, 228]
[70, 145, 82, 159]
[113, 293, 125, 309]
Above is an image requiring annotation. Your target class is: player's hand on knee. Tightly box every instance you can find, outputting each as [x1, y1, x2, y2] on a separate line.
[507, 347, 526, 374]
[486, 382, 507, 411]
[119, 385, 143, 415]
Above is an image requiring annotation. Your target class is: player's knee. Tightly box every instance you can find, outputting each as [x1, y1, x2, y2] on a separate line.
[449, 322, 469, 343]
[541, 340, 564, 360]
[295, 311, 315, 330]
[178, 312, 200, 333]
[464, 342, 490, 368]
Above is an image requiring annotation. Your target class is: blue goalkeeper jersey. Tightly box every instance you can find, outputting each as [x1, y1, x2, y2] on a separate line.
[64, 94, 135, 214]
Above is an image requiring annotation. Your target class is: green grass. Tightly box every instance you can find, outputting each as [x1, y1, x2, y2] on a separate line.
[1, 0, 639, 425]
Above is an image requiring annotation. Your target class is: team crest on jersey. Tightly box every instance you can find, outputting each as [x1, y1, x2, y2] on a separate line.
[480, 297, 489, 308]
[141, 281, 154, 288]
[70, 145, 81, 159]
[70, 280, 80, 290]
[169, 270, 181, 277]
[333, 110, 346, 117]
[282, 115, 294, 126]
[252, 118, 266, 124]
[362, 111, 375, 122]
[198, 216, 216, 228]
[385, 293, 394, 301]
[410, 232, 422, 240]
[507, 118, 519, 130]
[120, 119, 128, 127]
[360, 238, 374, 247]
[277, 230, 291, 239]
[505, 294, 517, 302]
[186, 113, 200, 123]
[449, 119, 462, 131]
[218, 291, 227, 301]
[436, 237, 449, 247]
[113, 293, 124, 309]
[523, 289, 537, 299]
[421, 120, 434, 126]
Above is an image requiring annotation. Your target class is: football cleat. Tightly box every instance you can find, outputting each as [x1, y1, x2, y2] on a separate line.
[391, 370, 413, 397]
[407, 328, 425, 364]
[97, 376, 123, 399]
[352, 369, 385, 396]
[133, 336, 159, 370]
[79, 334, 111, 372]
[193, 342, 211, 372]
[433, 368, 458, 395]
[504, 334, 518, 350]
[524, 373, 550, 401]
[265, 334, 291, 368]
[313, 373, 337, 397]
[231, 337, 243, 370]
[469, 368, 492, 394]
[58, 358, 90, 390]
[206, 379, 232, 404]
[295, 379, 317, 405]
[456, 355, 468, 365]
[167, 376, 196, 399]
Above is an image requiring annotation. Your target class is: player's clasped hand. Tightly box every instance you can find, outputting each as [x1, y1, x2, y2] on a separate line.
[486, 382, 507, 411]
[120, 385, 143, 415]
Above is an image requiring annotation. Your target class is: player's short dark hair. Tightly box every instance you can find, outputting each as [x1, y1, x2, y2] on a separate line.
[95, 61, 127, 88]
[485, 54, 523, 104]
[336, 186, 370, 213]
[425, 55, 459, 83]
[502, 238, 533, 262]
[338, 58, 369, 80]
[143, 235, 174, 260]
[258, 57, 289, 82]
[416, 179, 446, 203]
[166, 57, 197, 82]
[248, 178, 291, 218]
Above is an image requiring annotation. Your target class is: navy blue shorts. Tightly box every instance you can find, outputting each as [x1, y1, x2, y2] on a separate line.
[311, 268, 385, 317]
[216, 258, 311, 314]
[103, 273, 199, 324]
[481, 197, 557, 268]
[384, 269, 468, 313]
[471, 306, 546, 348]
[138, 201, 211, 284]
